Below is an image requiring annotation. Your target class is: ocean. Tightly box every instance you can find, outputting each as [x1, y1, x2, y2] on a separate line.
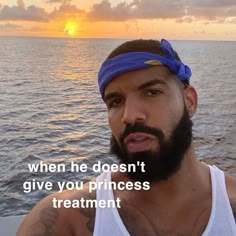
[0, 37, 235, 216]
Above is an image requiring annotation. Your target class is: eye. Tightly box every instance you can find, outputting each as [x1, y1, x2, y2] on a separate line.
[146, 89, 162, 96]
[108, 97, 124, 108]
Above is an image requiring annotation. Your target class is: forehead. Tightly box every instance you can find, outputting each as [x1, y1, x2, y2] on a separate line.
[104, 66, 179, 95]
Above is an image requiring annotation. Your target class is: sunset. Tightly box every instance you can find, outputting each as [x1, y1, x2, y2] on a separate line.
[0, 1, 236, 234]
[0, 0, 236, 40]
[64, 20, 79, 36]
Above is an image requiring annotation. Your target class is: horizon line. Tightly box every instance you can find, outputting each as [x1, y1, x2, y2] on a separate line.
[0, 35, 236, 42]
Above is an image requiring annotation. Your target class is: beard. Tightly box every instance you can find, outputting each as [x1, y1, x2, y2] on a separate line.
[110, 106, 193, 183]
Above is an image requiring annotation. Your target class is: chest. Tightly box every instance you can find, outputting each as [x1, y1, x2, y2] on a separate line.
[117, 201, 211, 236]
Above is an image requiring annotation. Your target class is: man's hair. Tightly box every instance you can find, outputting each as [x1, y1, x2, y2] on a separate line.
[107, 39, 181, 61]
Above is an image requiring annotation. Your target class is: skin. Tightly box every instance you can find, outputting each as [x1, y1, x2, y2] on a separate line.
[17, 66, 236, 236]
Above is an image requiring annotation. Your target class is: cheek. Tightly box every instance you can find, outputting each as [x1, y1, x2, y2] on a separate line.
[150, 105, 182, 138]
[108, 111, 123, 138]
[163, 106, 185, 137]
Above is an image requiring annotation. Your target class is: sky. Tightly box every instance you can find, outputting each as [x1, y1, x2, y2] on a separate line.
[0, 0, 236, 40]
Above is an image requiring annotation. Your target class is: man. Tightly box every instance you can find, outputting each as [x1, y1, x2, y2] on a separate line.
[17, 39, 236, 236]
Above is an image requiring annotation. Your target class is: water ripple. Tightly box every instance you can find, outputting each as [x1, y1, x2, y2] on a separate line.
[0, 37, 235, 216]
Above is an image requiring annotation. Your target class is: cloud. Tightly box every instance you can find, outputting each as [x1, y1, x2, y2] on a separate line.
[47, 0, 64, 3]
[87, 0, 236, 23]
[17, 0, 25, 8]
[87, 0, 186, 21]
[176, 16, 194, 23]
[187, 6, 236, 19]
[0, 0, 235, 25]
[0, 0, 49, 22]
[130, 0, 186, 19]
[186, 0, 236, 20]
[46, 0, 72, 4]
[0, 0, 85, 22]
[0, 22, 24, 30]
[87, 1, 131, 21]
[49, 3, 85, 18]
[227, 17, 236, 23]
[227, 6, 236, 16]
[187, 0, 236, 8]
[29, 26, 44, 31]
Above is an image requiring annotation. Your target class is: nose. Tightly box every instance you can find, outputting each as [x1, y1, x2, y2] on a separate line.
[121, 97, 147, 125]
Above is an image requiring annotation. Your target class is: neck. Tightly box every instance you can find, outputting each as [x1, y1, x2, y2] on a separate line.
[114, 147, 211, 207]
[150, 148, 209, 196]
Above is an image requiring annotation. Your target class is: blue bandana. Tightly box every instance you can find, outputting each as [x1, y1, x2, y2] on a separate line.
[98, 39, 191, 99]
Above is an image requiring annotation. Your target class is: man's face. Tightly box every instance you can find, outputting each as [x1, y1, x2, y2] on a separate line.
[104, 66, 194, 182]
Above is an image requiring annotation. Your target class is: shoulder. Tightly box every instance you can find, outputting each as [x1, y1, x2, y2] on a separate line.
[225, 175, 236, 222]
[17, 181, 96, 236]
[225, 175, 236, 197]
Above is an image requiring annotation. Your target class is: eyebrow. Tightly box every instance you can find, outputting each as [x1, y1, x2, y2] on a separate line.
[104, 92, 122, 103]
[104, 78, 167, 103]
[137, 78, 167, 90]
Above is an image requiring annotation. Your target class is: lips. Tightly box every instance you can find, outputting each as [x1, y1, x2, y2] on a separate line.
[124, 132, 156, 153]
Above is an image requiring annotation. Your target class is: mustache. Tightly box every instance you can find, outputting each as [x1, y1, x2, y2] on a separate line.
[119, 123, 165, 144]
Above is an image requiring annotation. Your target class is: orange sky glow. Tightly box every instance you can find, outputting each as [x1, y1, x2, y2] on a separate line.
[0, 0, 236, 40]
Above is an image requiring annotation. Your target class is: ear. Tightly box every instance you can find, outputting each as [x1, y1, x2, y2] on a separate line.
[183, 85, 198, 117]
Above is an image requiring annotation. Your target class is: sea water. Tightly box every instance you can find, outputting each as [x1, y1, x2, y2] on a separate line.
[0, 37, 235, 216]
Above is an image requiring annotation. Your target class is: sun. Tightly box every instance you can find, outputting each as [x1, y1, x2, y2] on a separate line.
[64, 21, 78, 36]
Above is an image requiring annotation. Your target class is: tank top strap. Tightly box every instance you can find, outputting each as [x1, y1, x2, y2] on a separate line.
[202, 165, 236, 235]
[93, 171, 130, 236]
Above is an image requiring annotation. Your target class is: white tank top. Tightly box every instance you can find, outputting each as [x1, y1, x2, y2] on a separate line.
[93, 165, 236, 236]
